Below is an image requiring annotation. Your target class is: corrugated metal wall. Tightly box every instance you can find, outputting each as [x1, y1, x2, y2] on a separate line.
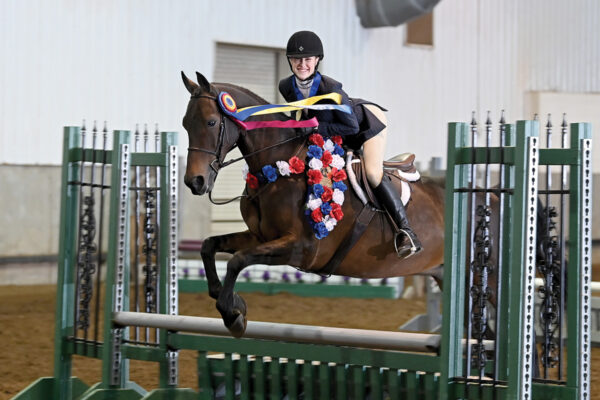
[1, 0, 598, 166]
[519, 0, 600, 93]
[1, 0, 599, 259]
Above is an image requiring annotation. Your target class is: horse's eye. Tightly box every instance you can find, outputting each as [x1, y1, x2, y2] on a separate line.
[208, 120, 217, 127]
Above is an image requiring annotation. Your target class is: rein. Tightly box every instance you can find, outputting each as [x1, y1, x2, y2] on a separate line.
[208, 138, 307, 205]
[188, 93, 309, 205]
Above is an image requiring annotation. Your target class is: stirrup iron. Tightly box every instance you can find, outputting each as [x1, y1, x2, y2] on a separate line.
[394, 229, 418, 259]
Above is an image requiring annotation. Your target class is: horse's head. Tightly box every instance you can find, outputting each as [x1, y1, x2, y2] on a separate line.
[181, 71, 239, 195]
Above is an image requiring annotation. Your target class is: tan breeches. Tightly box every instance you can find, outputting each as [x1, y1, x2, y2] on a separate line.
[362, 104, 387, 187]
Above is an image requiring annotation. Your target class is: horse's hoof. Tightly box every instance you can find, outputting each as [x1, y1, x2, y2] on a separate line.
[233, 292, 247, 316]
[227, 313, 247, 338]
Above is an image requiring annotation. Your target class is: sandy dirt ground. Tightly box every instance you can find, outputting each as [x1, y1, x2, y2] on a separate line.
[1, 284, 598, 399]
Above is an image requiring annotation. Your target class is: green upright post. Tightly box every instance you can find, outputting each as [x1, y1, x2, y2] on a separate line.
[53, 127, 84, 399]
[494, 123, 516, 382]
[99, 130, 132, 390]
[505, 121, 539, 400]
[566, 123, 593, 400]
[439, 122, 470, 400]
[158, 131, 179, 388]
[13, 128, 90, 400]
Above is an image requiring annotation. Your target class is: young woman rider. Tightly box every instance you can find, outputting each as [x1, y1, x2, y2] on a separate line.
[278, 30, 422, 258]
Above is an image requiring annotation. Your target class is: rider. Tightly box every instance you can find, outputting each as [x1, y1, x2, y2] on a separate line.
[279, 30, 422, 258]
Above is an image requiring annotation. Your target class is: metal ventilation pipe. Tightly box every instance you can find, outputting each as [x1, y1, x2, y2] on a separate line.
[355, 0, 441, 28]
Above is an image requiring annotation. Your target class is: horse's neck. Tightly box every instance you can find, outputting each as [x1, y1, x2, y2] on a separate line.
[217, 87, 303, 171]
[238, 127, 305, 172]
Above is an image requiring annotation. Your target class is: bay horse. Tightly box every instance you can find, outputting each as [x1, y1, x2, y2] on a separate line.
[181, 71, 446, 337]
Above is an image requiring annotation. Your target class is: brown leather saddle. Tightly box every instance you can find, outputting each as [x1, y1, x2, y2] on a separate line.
[351, 152, 417, 210]
[383, 152, 417, 172]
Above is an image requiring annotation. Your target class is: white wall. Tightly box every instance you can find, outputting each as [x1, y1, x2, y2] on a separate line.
[525, 92, 600, 173]
[1, 0, 599, 169]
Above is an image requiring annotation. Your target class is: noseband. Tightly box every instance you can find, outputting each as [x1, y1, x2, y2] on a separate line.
[187, 94, 231, 174]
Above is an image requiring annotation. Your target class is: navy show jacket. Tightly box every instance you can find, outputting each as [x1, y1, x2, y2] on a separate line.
[278, 74, 360, 137]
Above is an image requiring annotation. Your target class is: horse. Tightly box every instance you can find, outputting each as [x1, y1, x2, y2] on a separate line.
[181, 71, 447, 337]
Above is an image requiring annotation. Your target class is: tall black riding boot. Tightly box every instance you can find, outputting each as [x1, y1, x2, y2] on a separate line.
[372, 175, 422, 258]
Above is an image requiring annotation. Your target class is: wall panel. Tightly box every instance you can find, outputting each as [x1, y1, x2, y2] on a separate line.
[1, 0, 599, 258]
[1, 0, 598, 168]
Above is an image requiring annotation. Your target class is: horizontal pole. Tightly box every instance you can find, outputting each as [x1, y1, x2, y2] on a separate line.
[68, 148, 113, 163]
[114, 312, 493, 353]
[130, 152, 169, 167]
[115, 311, 440, 352]
[454, 147, 515, 165]
[169, 333, 442, 371]
[178, 279, 397, 299]
[538, 148, 579, 165]
[452, 147, 580, 166]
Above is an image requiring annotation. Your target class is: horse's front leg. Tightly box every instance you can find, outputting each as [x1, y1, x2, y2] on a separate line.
[216, 235, 301, 337]
[200, 231, 262, 300]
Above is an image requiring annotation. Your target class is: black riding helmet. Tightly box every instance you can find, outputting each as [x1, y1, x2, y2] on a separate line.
[286, 30, 324, 59]
[286, 31, 323, 79]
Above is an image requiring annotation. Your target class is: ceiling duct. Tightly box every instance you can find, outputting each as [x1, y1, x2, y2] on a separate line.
[355, 0, 441, 28]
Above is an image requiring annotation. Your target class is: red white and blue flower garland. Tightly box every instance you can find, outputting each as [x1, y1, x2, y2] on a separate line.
[304, 134, 347, 239]
[241, 133, 348, 240]
[242, 156, 306, 189]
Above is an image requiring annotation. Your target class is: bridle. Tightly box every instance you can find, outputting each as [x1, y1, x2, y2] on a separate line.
[187, 94, 232, 174]
[186, 92, 308, 204]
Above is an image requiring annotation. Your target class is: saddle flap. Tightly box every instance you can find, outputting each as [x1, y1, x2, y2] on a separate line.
[383, 153, 416, 173]
[349, 153, 410, 208]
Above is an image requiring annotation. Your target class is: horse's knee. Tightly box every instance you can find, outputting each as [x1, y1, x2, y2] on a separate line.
[200, 237, 218, 258]
[227, 253, 247, 274]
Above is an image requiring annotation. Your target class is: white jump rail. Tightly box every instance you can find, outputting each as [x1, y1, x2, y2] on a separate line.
[114, 311, 493, 353]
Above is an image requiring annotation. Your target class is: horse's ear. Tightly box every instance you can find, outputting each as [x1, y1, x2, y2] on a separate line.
[195, 72, 211, 93]
[181, 71, 198, 95]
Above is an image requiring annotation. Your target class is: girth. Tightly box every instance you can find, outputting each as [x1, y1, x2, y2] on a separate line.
[315, 154, 380, 276]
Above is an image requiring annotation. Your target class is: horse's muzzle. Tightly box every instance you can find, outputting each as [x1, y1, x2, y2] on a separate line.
[184, 175, 207, 195]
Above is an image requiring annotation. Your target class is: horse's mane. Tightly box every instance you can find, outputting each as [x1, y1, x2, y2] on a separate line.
[213, 82, 268, 107]
[213, 82, 290, 122]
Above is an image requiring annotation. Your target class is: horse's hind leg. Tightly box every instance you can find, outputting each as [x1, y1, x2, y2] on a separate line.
[200, 231, 262, 300]
[217, 236, 300, 337]
[422, 264, 444, 291]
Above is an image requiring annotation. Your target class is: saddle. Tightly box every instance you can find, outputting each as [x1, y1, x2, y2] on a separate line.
[383, 152, 417, 172]
[316, 152, 420, 276]
[348, 152, 420, 210]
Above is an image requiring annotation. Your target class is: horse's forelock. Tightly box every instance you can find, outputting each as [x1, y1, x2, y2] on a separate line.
[191, 87, 205, 98]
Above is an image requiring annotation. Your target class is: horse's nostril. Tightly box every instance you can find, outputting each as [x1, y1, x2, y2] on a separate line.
[186, 176, 205, 195]
[194, 176, 204, 190]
